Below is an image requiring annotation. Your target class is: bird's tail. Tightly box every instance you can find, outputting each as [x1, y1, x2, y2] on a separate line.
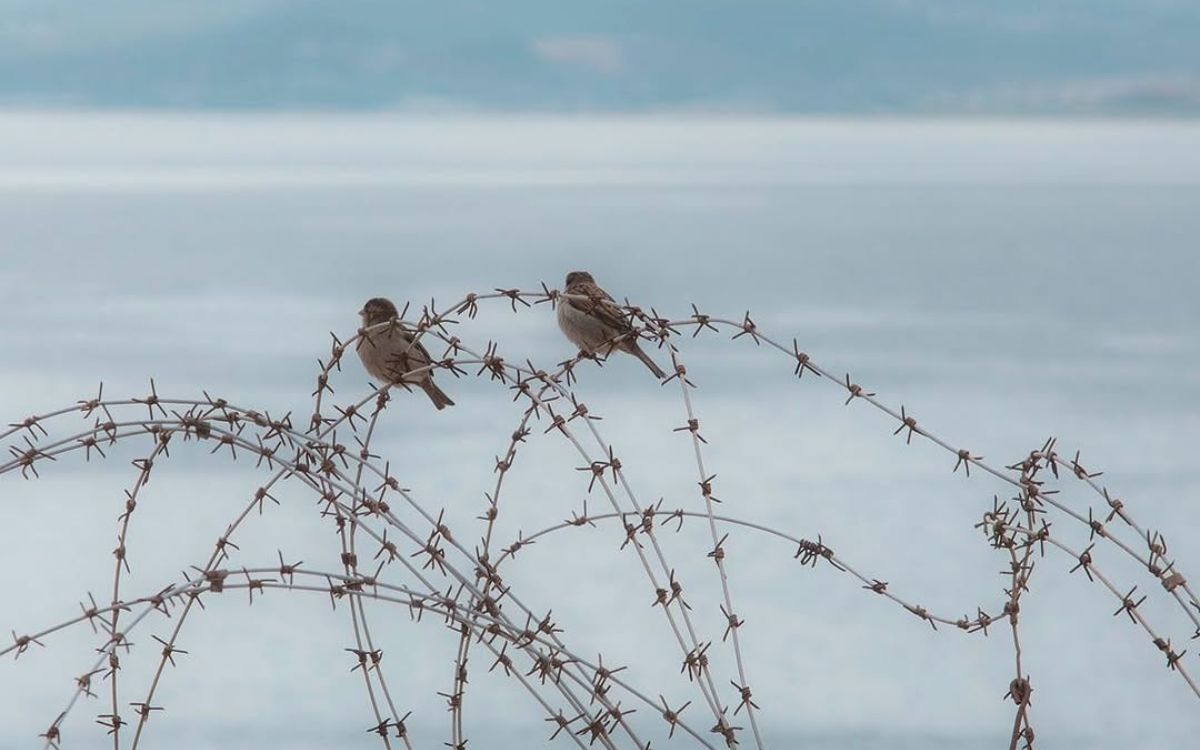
[420, 379, 455, 410]
[630, 343, 667, 379]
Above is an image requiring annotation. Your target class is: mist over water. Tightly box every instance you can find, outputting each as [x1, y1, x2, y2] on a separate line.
[0, 113, 1197, 749]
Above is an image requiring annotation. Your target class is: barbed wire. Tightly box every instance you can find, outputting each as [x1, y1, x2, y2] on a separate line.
[3, 285, 1197, 750]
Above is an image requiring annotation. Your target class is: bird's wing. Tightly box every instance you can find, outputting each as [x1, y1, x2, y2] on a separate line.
[386, 327, 437, 377]
[567, 283, 632, 332]
[407, 335, 438, 366]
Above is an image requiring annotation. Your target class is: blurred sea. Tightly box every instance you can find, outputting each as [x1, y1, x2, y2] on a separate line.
[0, 114, 1197, 749]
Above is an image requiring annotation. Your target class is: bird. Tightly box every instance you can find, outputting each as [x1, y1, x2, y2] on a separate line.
[557, 271, 666, 379]
[356, 297, 455, 410]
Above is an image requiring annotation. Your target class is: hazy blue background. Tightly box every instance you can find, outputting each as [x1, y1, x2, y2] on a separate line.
[1, 0, 1199, 113]
[1, 3, 1199, 750]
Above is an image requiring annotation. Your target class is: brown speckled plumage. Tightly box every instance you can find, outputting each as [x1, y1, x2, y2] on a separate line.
[556, 271, 666, 379]
[356, 297, 455, 410]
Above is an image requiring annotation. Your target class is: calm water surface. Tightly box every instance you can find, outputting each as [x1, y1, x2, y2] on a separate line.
[0, 114, 1197, 749]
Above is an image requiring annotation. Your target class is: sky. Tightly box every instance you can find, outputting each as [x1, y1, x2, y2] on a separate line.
[0, 114, 1198, 749]
[1, 1, 1199, 113]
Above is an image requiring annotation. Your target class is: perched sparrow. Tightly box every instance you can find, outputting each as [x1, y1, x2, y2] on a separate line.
[557, 271, 666, 378]
[357, 297, 455, 410]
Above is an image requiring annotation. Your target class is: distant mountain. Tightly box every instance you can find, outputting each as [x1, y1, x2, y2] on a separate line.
[1, 0, 1198, 113]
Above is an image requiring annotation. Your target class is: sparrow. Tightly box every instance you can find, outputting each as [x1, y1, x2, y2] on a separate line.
[557, 271, 666, 379]
[356, 297, 455, 410]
